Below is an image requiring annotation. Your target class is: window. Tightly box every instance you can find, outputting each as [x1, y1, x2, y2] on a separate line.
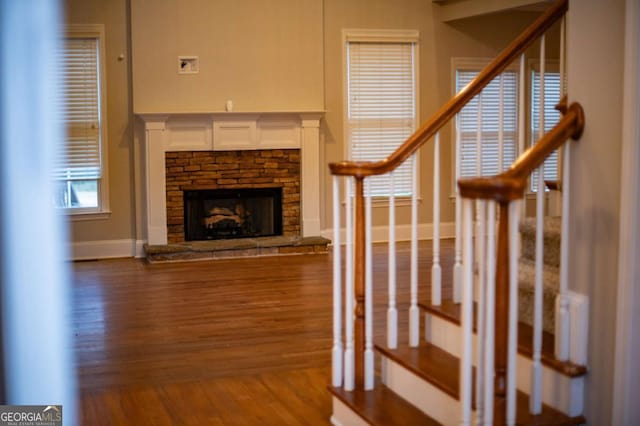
[455, 66, 518, 179]
[530, 69, 561, 191]
[345, 30, 419, 197]
[56, 25, 109, 214]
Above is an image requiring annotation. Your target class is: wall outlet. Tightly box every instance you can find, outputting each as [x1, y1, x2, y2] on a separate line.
[178, 56, 199, 74]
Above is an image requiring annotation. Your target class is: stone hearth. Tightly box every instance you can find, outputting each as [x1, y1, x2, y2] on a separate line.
[144, 235, 329, 263]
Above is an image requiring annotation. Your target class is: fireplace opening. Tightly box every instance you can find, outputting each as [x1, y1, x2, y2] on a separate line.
[183, 188, 283, 241]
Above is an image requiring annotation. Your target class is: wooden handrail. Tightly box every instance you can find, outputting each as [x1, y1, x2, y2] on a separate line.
[457, 100, 584, 202]
[329, 0, 568, 178]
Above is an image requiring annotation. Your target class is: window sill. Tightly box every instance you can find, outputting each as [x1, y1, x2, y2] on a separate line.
[61, 210, 112, 222]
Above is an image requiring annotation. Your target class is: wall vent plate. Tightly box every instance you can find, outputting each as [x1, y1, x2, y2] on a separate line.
[178, 56, 199, 74]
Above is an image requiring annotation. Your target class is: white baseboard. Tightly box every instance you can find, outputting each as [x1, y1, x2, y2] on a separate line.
[321, 221, 455, 244]
[69, 239, 146, 260]
[135, 240, 146, 258]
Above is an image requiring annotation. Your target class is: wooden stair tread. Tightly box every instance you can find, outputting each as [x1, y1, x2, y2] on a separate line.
[376, 339, 460, 399]
[328, 381, 441, 426]
[375, 341, 586, 425]
[419, 299, 587, 377]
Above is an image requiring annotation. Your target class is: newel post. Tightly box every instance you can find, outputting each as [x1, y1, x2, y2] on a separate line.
[494, 201, 511, 423]
[353, 177, 366, 390]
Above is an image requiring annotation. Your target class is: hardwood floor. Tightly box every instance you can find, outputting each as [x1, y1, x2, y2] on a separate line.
[73, 240, 454, 425]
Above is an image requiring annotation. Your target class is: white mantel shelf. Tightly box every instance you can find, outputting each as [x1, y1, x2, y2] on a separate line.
[136, 110, 325, 116]
[136, 111, 325, 245]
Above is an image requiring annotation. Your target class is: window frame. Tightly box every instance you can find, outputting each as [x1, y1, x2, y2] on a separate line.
[60, 24, 110, 220]
[450, 58, 520, 196]
[342, 29, 420, 203]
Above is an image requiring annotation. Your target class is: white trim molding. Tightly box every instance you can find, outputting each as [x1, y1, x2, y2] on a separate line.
[69, 239, 144, 260]
[434, 0, 551, 22]
[343, 28, 419, 43]
[613, 0, 640, 423]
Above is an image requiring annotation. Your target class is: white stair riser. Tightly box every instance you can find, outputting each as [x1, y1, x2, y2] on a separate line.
[330, 398, 369, 426]
[381, 355, 469, 426]
[424, 312, 584, 417]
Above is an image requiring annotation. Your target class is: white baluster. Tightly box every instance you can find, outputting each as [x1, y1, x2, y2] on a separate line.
[499, 73, 504, 172]
[475, 200, 486, 424]
[556, 15, 570, 363]
[518, 53, 526, 221]
[531, 180, 545, 413]
[531, 34, 546, 415]
[477, 90, 483, 177]
[332, 176, 343, 387]
[461, 198, 474, 425]
[454, 198, 463, 303]
[432, 133, 442, 306]
[556, 142, 571, 362]
[454, 118, 463, 303]
[560, 16, 567, 97]
[364, 181, 374, 390]
[410, 154, 420, 347]
[475, 92, 484, 306]
[484, 201, 497, 425]
[344, 178, 354, 391]
[508, 201, 521, 425]
[388, 172, 398, 349]
[552, 15, 566, 218]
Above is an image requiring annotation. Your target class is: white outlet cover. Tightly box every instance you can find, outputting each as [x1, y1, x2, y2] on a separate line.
[178, 56, 199, 74]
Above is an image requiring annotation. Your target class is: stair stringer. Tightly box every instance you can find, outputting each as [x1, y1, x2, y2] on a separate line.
[424, 311, 585, 417]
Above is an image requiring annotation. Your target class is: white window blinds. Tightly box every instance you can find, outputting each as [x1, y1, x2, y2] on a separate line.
[347, 41, 416, 196]
[456, 70, 518, 179]
[56, 37, 102, 181]
[531, 71, 561, 191]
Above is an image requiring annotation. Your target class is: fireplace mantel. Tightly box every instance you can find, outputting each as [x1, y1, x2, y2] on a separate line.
[137, 111, 324, 245]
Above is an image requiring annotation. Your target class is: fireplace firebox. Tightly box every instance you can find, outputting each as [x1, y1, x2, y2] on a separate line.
[183, 188, 283, 241]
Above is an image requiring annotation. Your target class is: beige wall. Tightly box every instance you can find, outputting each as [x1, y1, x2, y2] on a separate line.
[67, 0, 554, 246]
[65, 0, 135, 242]
[567, 0, 625, 423]
[322, 0, 550, 230]
[130, 0, 324, 113]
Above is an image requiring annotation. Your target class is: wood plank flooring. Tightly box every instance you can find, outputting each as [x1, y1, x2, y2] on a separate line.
[73, 240, 454, 425]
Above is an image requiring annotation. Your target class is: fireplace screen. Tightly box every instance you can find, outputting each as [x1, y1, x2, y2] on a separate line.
[183, 188, 283, 241]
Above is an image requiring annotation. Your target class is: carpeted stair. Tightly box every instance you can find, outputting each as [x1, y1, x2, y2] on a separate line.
[519, 216, 561, 334]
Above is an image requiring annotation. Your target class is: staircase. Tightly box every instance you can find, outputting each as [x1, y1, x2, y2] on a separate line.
[327, 0, 590, 424]
[329, 229, 588, 425]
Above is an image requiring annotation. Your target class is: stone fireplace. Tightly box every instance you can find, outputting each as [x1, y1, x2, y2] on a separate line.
[136, 111, 323, 246]
[165, 150, 299, 243]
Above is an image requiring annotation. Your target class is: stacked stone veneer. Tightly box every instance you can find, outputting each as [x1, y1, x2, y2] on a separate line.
[165, 149, 300, 243]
